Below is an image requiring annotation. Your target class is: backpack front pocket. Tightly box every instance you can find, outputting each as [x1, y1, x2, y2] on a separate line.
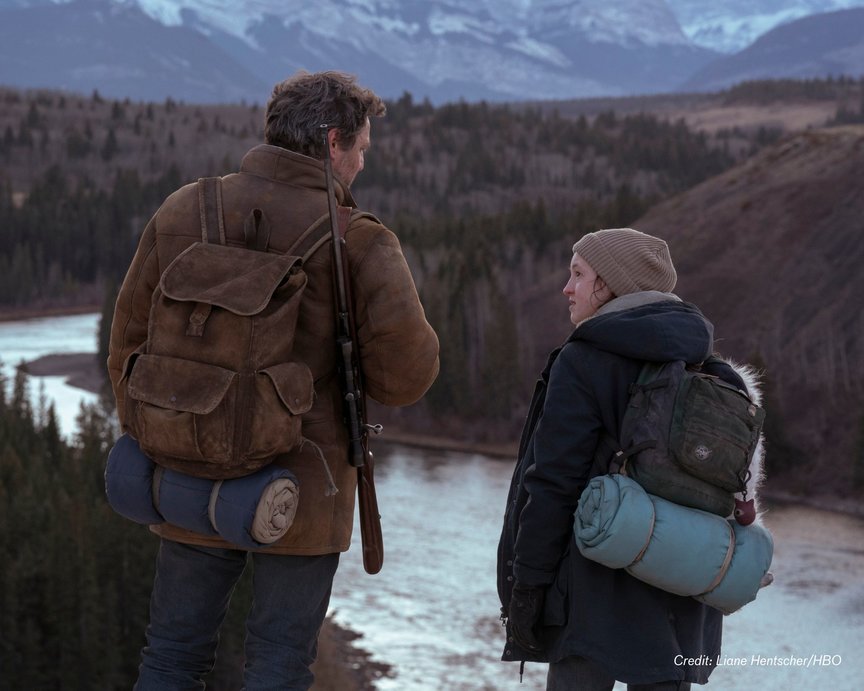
[671, 376, 764, 493]
[127, 353, 237, 466]
[247, 362, 314, 460]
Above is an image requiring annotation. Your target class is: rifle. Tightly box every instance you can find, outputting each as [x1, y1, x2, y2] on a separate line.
[320, 124, 384, 575]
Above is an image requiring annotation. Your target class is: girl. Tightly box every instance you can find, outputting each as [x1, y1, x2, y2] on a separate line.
[498, 228, 758, 690]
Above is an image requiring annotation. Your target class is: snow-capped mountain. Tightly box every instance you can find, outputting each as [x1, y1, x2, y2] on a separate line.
[668, 0, 864, 53]
[1, 0, 862, 104]
[132, 0, 692, 51]
[681, 7, 864, 91]
[0, 0, 716, 102]
[0, 0, 270, 103]
[142, 0, 708, 98]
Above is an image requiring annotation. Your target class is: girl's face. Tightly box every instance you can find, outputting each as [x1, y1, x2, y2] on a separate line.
[563, 253, 613, 325]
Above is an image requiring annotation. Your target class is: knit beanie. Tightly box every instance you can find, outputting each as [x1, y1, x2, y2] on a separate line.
[572, 228, 677, 297]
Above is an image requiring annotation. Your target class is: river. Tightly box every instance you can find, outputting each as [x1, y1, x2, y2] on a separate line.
[331, 445, 864, 691]
[1, 314, 862, 690]
[0, 312, 101, 438]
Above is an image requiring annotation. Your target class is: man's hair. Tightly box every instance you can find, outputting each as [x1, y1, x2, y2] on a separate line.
[264, 71, 386, 159]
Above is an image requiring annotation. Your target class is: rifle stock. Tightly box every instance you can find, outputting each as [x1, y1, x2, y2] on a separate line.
[357, 445, 384, 574]
[320, 125, 384, 574]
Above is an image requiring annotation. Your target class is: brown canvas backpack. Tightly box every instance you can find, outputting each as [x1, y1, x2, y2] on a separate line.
[120, 177, 331, 479]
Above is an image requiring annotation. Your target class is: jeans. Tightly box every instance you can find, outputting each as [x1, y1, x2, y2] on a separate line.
[134, 539, 340, 691]
[547, 656, 692, 691]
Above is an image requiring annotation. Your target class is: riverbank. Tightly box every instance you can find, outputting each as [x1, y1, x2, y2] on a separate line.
[20, 351, 864, 519]
[22, 352, 103, 394]
[14, 343, 864, 689]
[311, 617, 392, 690]
[379, 429, 518, 459]
[19, 353, 525, 458]
[0, 303, 101, 323]
[16, 351, 391, 689]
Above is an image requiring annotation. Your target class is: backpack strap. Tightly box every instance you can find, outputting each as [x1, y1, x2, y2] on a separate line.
[197, 177, 226, 245]
[290, 208, 380, 262]
[288, 212, 331, 261]
[186, 178, 226, 336]
[197, 178, 332, 258]
[605, 362, 667, 474]
[195, 183, 370, 261]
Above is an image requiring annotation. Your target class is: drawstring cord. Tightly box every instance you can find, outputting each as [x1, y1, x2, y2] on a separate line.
[300, 437, 339, 496]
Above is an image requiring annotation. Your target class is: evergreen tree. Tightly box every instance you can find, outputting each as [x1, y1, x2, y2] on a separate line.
[26, 101, 40, 127]
[101, 127, 119, 162]
[66, 129, 92, 159]
[2, 125, 13, 150]
[98, 280, 118, 390]
[111, 100, 126, 122]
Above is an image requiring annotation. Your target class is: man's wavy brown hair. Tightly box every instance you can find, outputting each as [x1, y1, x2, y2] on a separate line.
[264, 71, 386, 159]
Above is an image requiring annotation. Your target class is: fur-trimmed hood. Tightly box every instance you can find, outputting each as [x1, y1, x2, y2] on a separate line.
[725, 358, 766, 523]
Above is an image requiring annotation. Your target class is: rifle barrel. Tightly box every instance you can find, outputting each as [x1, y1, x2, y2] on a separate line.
[321, 124, 366, 468]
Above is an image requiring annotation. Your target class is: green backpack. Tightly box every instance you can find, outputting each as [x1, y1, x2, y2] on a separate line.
[607, 357, 765, 517]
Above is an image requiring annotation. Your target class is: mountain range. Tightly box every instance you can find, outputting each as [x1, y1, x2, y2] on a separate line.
[683, 8, 864, 91]
[0, 0, 863, 103]
[668, 0, 864, 53]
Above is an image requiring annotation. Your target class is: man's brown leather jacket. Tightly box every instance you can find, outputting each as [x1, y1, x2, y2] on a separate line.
[107, 144, 439, 554]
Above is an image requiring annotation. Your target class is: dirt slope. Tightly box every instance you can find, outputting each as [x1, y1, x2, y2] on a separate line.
[635, 125, 864, 492]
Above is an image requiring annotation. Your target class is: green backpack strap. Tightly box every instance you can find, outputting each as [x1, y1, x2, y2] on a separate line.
[606, 362, 668, 474]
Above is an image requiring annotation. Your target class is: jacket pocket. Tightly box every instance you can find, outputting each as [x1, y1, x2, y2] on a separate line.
[127, 353, 236, 463]
[247, 362, 314, 460]
[542, 554, 570, 627]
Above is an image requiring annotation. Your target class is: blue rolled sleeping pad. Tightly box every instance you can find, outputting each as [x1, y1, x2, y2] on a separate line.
[104, 433, 299, 550]
[574, 474, 773, 614]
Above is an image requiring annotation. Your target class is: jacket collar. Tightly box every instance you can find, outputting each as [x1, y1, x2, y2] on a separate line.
[592, 291, 680, 320]
[569, 297, 714, 364]
[239, 144, 356, 207]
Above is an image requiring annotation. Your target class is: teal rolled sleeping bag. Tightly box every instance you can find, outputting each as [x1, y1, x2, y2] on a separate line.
[574, 474, 773, 614]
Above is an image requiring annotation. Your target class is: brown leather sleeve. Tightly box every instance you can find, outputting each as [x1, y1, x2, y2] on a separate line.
[106, 214, 161, 423]
[346, 216, 439, 406]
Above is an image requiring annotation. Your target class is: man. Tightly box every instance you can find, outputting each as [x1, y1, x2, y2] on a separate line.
[107, 71, 439, 689]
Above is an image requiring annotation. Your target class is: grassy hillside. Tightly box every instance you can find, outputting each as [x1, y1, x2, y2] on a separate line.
[636, 126, 864, 495]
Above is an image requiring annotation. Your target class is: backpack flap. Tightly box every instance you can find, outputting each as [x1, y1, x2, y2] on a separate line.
[259, 362, 314, 415]
[160, 242, 305, 316]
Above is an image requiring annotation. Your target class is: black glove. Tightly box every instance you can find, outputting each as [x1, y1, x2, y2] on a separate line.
[508, 583, 545, 652]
